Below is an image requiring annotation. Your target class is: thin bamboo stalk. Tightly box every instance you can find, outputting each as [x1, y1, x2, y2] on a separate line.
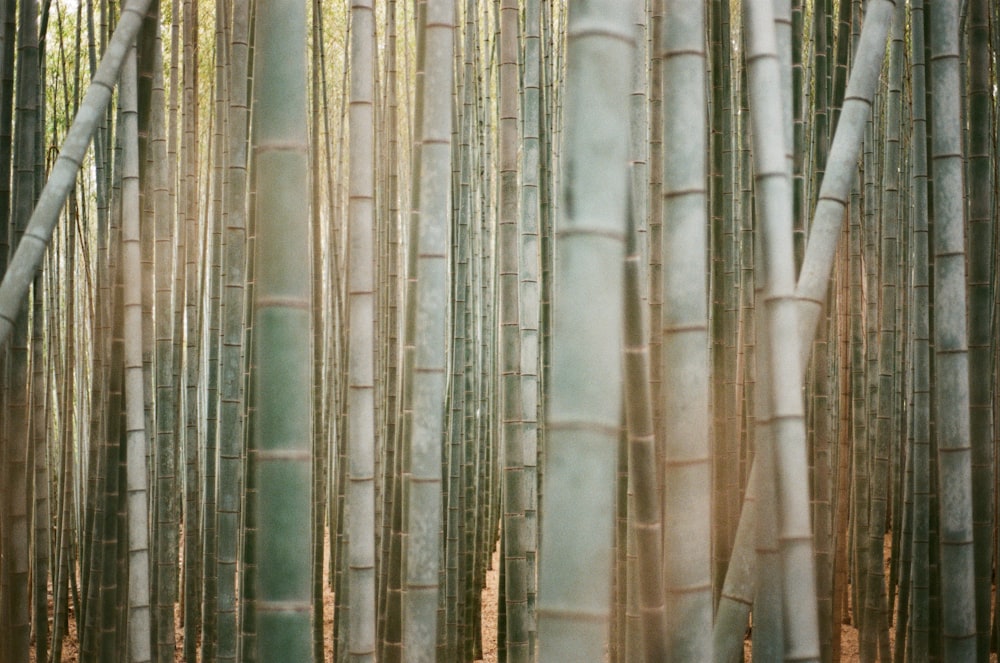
[120, 41, 152, 663]
[347, 0, 377, 659]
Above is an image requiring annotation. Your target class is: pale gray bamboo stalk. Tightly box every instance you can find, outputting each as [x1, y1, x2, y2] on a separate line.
[347, 0, 377, 660]
[660, 2, 712, 659]
[929, 0, 977, 657]
[536, 0, 633, 659]
[793, 0, 895, 364]
[402, 0, 454, 660]
[0, 0, 154, 348]
[742, 1, 819, 660]
[121, 40, 152, 663]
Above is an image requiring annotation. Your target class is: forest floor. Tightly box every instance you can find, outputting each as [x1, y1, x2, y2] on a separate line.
[37, 533, 1000, 662]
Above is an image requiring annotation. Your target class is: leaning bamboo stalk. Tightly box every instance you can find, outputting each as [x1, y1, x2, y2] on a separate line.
[712, 463, 759, 663]
[0, 0, 155, 348]
[793, 0, 896, 362]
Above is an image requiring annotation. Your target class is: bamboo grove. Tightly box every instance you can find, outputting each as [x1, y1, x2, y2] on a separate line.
[0, 0, 998, 662]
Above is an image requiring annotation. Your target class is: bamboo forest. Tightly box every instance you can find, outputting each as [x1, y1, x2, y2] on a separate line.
[2, 0, 1000, 661]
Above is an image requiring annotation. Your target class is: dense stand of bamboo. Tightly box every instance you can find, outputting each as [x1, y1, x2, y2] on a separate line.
[0, 2, 998, 663]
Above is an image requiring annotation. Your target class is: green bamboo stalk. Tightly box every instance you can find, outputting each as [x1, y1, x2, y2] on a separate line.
[376, 1, 403, 658]
[536, 0, 632, 659]
[520, 0, 542, 649]
[216, 2, 250, 661]
[929, 1, 977, 658]
[250, 0, 314, 659]
[154, 0, 180, 657]
[2, 0, 41, 659]
[623, 2, 668, 660]
[202, 7, 230, 658]
[646, 0, 664, 451]
[180, 3, 203, 658]
[709, 0, 740, 609]
[965, 1, 994, 658]
[497, 0, 528, 658]
[622, 222, 668, 661]
[905, 6, 931, 660]
[308, 4, 327, 657]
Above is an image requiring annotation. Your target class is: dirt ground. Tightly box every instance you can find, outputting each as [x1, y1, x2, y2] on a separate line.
[36, 534, 996, 662]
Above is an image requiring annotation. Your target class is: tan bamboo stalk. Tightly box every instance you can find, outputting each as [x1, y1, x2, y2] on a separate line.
[120, 40, 152, 663]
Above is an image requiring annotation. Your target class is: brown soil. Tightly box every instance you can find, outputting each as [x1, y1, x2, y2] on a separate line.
[34, 535, 996, 661]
